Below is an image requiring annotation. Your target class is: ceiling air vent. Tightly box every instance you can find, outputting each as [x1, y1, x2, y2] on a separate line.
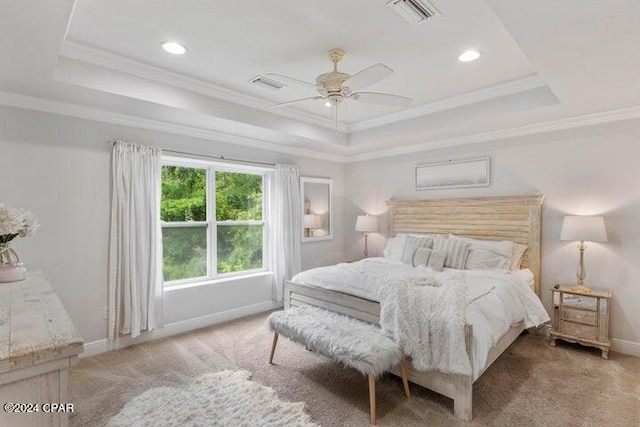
[249, 75, 285, 91]
[386, 0, 440, 25]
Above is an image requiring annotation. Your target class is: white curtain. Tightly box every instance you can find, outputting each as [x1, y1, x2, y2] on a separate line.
[268, 164, 302, 301]
[108, 141, 163, 339]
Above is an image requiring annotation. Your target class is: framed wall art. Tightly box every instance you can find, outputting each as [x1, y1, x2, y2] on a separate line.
[415, 157, 490, 190]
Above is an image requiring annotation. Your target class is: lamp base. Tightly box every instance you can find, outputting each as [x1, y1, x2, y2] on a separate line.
[570, 284, 592, 294]
[363, 233, 369, 258]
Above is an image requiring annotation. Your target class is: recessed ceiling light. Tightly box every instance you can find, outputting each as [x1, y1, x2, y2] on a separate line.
[458, 50, 481, 62]
[161, 41, 187, 55]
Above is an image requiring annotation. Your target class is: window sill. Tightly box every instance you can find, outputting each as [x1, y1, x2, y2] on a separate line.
[164, 270, 274, 292]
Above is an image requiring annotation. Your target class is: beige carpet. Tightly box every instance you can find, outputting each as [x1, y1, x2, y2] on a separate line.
[70, 311, 640, 427]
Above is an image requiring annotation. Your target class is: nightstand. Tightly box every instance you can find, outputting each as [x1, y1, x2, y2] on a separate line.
[550, 286, 612, 359]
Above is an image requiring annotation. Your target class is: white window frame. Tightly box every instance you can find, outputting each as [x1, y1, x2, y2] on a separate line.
[161, 156, 268, 288]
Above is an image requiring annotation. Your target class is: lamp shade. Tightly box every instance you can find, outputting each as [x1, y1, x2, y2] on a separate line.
[303, 214, 321, 229]
[355, 215, 378, 233]
[560, 216, 607, 242]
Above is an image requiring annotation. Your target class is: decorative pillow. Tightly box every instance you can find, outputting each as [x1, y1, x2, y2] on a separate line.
[383, 233, 433, 263]
[427, 250, 446, 272]
[433, 236, 471, 269]
[405, 234, 435, 249]
[402, 242, 421, 264]
[449, 234, 514, 270]
[382, 234, 408, 261]
[401, 234, 434, 262]
[412, 247, 432, 267]
[511, 243, 528, 270]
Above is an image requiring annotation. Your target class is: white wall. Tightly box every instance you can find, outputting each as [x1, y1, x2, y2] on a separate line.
[2, 102, 638, 354]
[0, 105, 345, 344]
[344, 118, 640, 346]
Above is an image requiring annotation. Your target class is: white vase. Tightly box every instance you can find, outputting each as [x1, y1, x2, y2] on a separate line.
[0, 243, 26, 283]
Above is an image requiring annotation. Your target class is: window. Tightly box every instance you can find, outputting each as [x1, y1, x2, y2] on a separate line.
[160, 159, 266, 286]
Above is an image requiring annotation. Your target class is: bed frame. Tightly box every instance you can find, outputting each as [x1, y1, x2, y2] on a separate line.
[284, 195, 544, 421]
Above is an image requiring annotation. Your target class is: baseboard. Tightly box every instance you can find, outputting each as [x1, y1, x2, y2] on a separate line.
[162, 300, 282, 337]
[611, 338, 640, 357]
[82, 338, 111, 358]
[80, 300, 282, 358]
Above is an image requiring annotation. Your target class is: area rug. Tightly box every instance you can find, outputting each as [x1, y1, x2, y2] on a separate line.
[105, 370, 318, 427]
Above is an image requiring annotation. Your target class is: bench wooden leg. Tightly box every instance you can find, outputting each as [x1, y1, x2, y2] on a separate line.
[368, 375, 376, 425]
[399, 360, 411, 398]
[269, 332, 279, 365]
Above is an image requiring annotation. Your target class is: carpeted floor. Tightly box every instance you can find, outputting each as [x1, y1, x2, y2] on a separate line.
[70, 311, 640, 427]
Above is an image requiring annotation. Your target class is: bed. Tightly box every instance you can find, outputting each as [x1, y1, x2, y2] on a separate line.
[284, 195, 545, 421]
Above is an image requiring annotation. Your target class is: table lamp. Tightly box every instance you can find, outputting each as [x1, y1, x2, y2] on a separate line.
[355, 215, 378, 257]
[303, 214, 322, 237]
[560, 215, 607, 293]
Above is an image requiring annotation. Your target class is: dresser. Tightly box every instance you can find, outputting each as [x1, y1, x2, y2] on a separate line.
[0, 272, 84, 427]
[550, 286, 611, 359]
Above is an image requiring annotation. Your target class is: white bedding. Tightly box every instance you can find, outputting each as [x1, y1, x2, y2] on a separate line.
[291, 258, 550, 379]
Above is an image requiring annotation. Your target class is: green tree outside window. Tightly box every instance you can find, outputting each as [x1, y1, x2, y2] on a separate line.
[161, 165, 264, 282]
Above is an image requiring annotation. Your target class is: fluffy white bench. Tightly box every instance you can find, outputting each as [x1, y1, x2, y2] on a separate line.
[267, 306, 410, 425]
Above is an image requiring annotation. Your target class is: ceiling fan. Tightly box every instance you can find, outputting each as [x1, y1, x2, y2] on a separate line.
[266, 48, 413, 110]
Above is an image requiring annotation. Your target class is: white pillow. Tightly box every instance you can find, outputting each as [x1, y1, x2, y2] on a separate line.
[402, 242, 421, 264]
[427, 250, 446, 272]
[511, 243, 528, 270]
[383, 234, 408, 261]
[405, 234, 435, 248]
[385, 233, 434, 263]
[433, 235, 472, 270]
[412, 247, 432, 266]
[448, 234, 514, 270]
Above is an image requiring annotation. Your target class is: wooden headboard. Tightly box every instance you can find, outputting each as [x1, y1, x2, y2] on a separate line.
[386, 195, 544, 296]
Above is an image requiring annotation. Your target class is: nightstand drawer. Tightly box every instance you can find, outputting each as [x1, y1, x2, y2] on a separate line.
[561, 321, 596, 341]
[561, 308, 597, 326]
[550, 286, 611, 359]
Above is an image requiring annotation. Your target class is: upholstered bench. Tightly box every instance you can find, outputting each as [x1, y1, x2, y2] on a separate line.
[267, 306, 410, 425]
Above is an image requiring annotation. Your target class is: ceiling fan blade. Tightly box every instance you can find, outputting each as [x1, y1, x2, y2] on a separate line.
[344, 63, 393, 91]
[264, 73, 318, 91]
[269, 96, 324, 108]
[349, 92, 413, 107]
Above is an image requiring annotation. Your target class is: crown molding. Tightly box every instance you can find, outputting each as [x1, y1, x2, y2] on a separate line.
[59, 41, 547, 136]
[347, 74, 548, 133]
[346, 104, 640, 162]
[0, 90, 347, 163]
[59, 40, 350, 133]
[2, 89, 639, 165]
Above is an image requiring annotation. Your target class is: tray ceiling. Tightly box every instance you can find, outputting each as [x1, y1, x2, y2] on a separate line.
[1, 0, 639, 161]
[63, 0, 539, 125]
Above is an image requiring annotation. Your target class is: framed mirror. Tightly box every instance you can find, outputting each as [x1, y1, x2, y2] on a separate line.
[300, 177, 332, 242]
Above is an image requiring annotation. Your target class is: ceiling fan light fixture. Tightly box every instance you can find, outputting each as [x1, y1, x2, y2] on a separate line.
[161, 41, 187, 55]
[458, 50, 481, 62]
[268, 48, 413, 113]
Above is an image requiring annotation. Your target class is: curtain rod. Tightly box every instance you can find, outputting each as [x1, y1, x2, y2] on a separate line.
[108, 141, 276, 168]
[163, 149, 276, 168]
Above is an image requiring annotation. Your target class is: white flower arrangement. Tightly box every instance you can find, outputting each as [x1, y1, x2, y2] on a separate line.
[0, 203, 39, 244]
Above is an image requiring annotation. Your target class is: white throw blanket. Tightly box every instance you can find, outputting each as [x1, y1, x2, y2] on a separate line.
[379, 275, 472, 376]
